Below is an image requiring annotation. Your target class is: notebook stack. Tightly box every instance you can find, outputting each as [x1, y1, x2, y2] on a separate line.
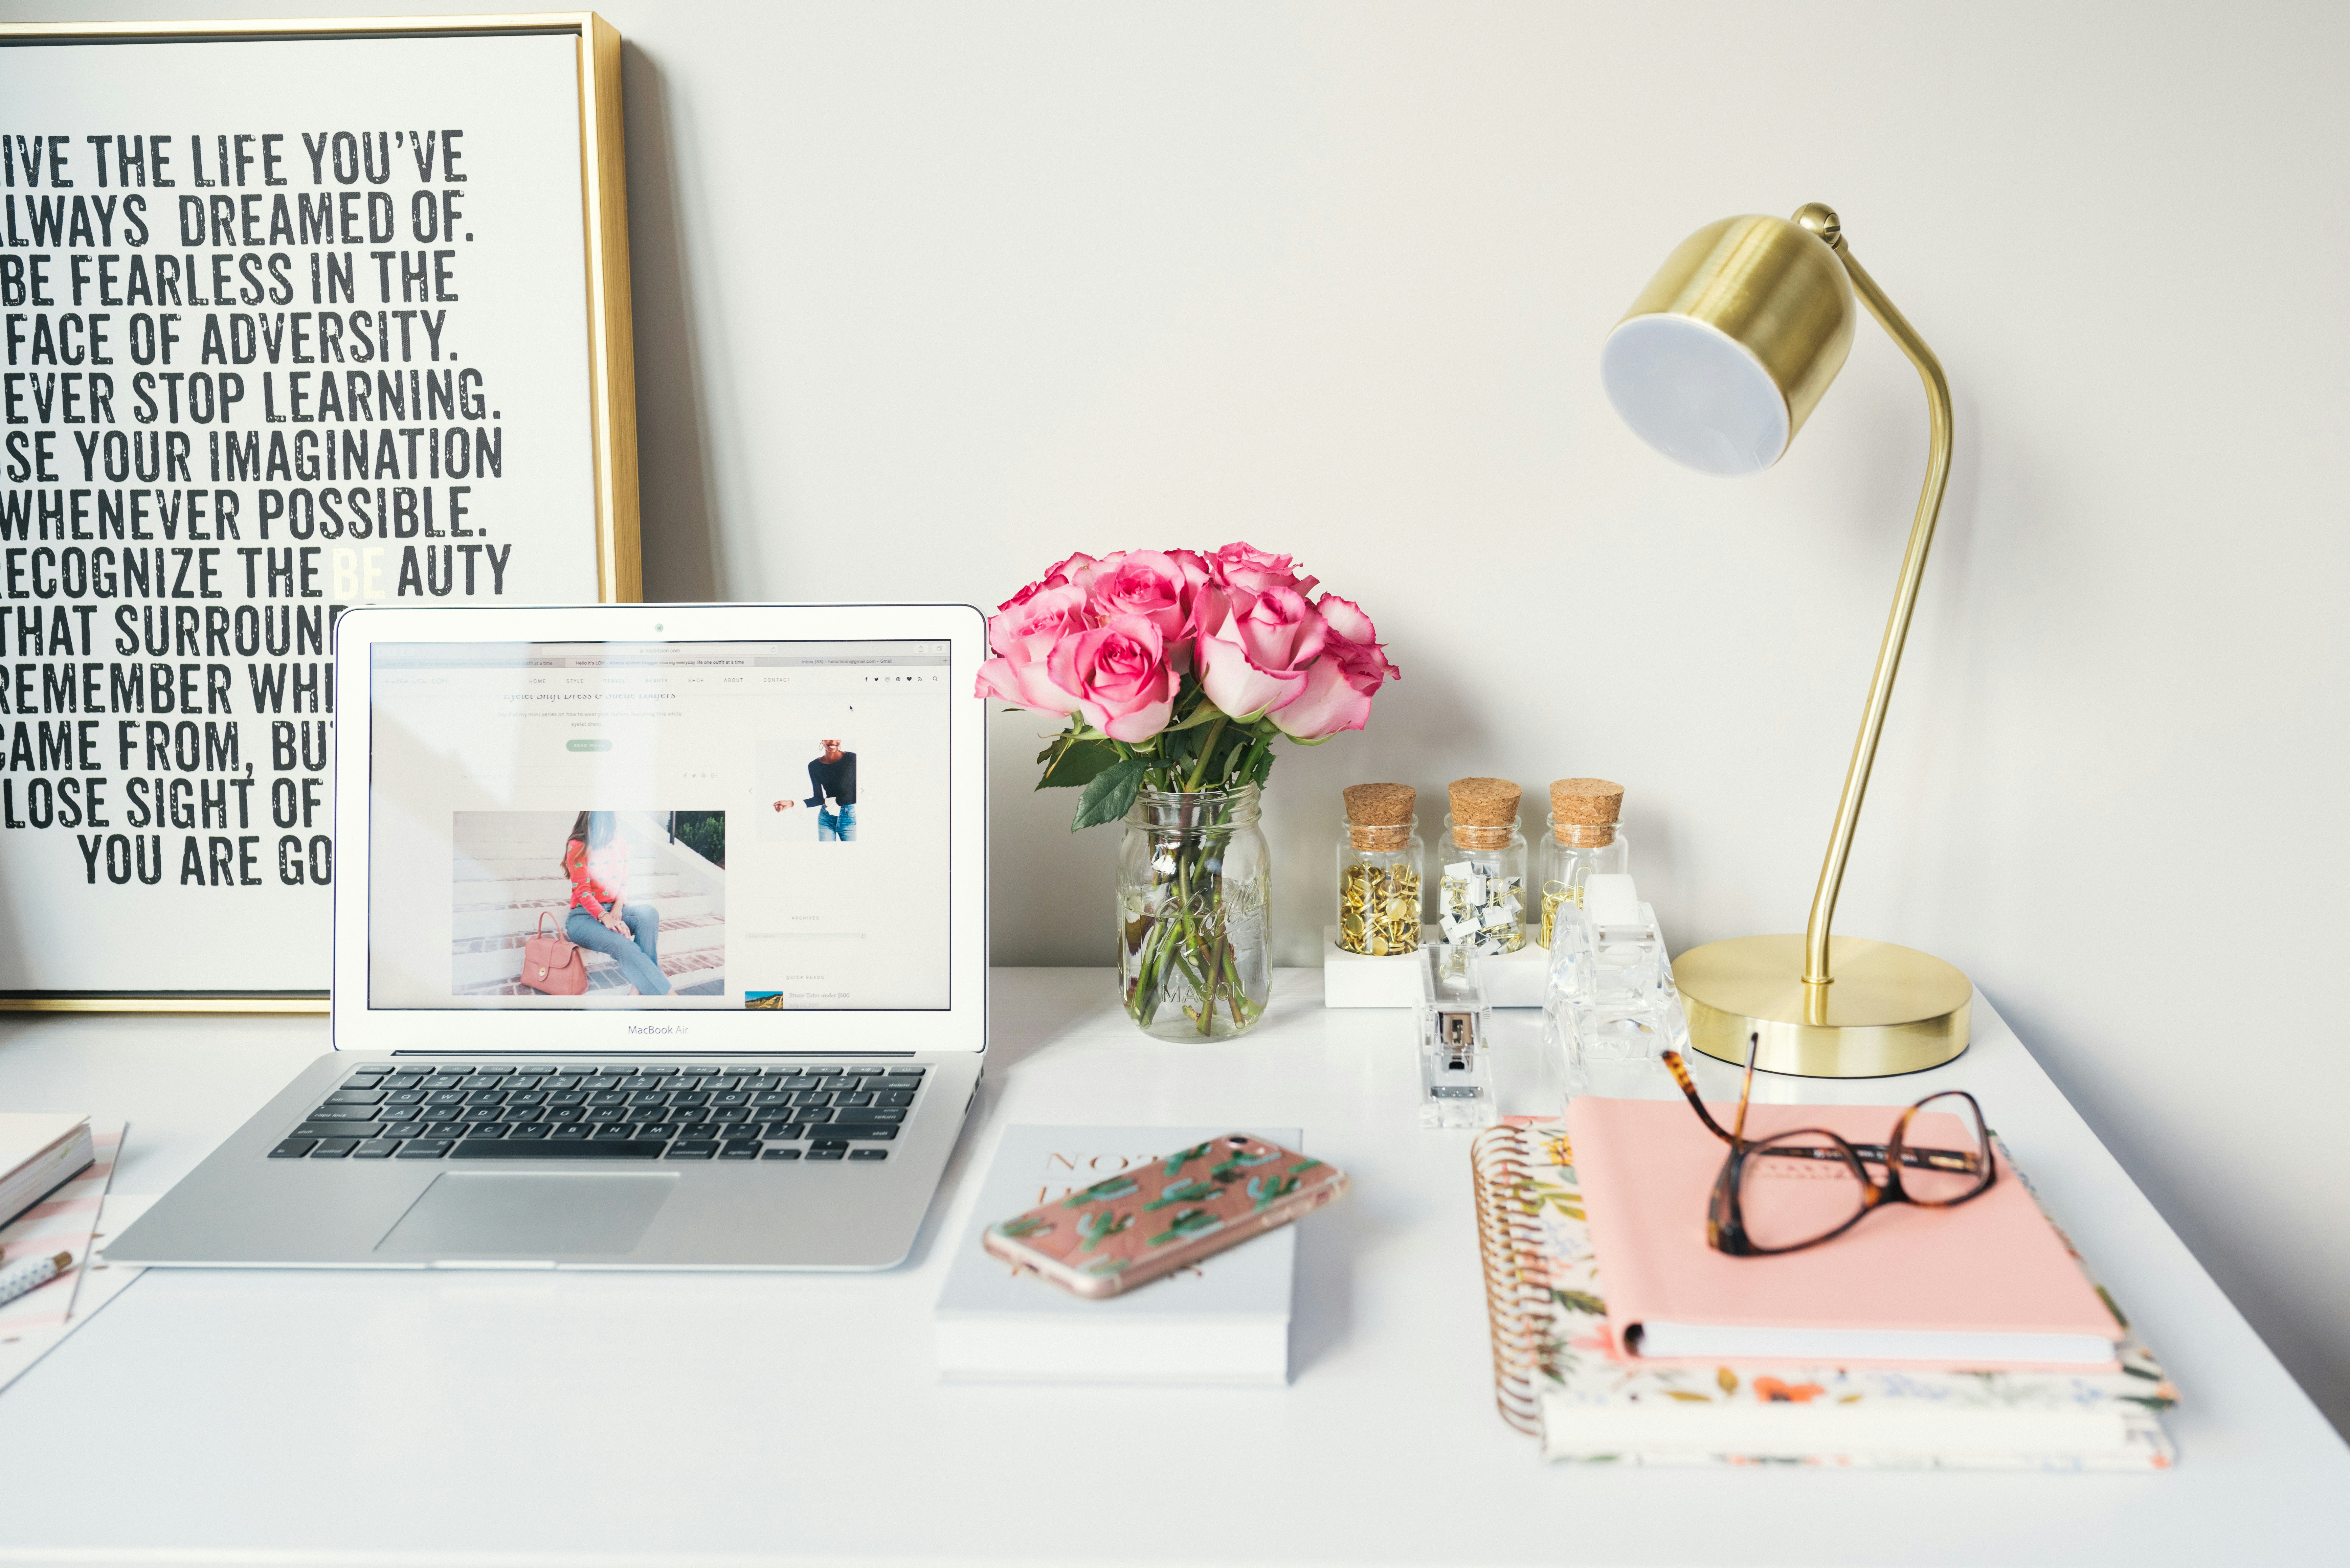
[1473, 1104, 2177, 1471]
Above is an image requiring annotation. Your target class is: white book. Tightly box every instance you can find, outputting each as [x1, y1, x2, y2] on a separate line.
[0, 1113, 93, 1230]
[934, 1125, 1300, 1386]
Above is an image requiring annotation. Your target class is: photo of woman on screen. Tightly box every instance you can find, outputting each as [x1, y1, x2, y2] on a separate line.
[562, 811, 672, 995]
[772, 739, 857, 841]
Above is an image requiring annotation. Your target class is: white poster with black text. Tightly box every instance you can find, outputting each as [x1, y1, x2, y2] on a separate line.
[0, 32, 609, 994]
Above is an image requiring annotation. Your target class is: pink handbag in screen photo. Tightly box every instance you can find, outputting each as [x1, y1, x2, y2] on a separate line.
[520, 910, 589, 996]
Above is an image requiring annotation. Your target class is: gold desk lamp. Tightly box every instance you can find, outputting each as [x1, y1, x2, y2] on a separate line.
[1599, 203, 1970, 1077]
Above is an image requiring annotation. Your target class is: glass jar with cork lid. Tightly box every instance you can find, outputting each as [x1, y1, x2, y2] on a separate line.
[1540, 777, 1629, 948]
[1336, 783, 1423, 957]
[1438, 777, 1526, 955]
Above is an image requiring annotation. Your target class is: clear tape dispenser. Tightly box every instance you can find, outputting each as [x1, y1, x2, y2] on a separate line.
[1542, 873, 1689, 1098]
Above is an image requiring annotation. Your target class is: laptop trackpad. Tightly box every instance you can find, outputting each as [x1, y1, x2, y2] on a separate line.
[375, 1172, 678, 1257]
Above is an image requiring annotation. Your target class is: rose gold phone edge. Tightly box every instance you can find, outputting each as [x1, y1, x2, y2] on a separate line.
[980, 1141, 1349, 1299]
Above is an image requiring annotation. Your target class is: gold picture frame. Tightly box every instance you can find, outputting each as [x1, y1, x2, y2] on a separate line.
[0, 13, 640, 1012]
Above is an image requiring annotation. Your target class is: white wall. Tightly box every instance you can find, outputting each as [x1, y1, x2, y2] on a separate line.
[20, 0, 2346, 1431]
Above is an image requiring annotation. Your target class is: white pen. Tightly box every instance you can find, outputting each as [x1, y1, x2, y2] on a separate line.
[0, 1250, 74, 1309]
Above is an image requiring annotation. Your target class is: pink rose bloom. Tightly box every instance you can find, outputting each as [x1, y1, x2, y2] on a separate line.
[1207, 541, 1319, 618]
[974, 579, 1089, 713]
[993, 551, 1098, 618]
[1045, 615, 1177, 742]
[1270, 593, 1400, 738]
[1084, 550, 1205, 671]
[1198, 586, 1328, 720]
[1165, 548, 1224, 659]
[1038, 550, 1099, 590]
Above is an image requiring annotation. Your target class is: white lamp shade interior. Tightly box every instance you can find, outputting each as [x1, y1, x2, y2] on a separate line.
[1600, 314, 1790, 478]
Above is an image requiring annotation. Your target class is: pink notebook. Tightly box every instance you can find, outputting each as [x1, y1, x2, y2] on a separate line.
[1565, 1096, 2122, 1370]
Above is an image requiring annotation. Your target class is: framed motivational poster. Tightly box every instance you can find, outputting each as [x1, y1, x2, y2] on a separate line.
[0, 14, 640, 1009]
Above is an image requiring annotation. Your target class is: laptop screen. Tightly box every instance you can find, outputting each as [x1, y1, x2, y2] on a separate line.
[365, 639, 952, 1012]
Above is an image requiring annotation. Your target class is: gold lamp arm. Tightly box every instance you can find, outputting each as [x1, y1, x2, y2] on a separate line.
[1798, 213, 1955, 991]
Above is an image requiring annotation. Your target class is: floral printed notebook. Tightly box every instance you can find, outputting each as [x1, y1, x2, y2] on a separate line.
[1472, 1121, 2178, 1471]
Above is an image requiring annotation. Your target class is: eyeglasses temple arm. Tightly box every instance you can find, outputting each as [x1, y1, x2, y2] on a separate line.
[1733, 1031, 1759, 1142]
[1660, 1050, 1738, 1146]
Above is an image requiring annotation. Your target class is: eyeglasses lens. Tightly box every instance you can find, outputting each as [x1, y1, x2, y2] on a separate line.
[1736, 1132, 1868, 1252]
[1899, 1093, 1991, 1204]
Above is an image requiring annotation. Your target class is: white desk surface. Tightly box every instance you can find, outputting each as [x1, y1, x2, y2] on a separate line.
[0, 969, 2340, 1567]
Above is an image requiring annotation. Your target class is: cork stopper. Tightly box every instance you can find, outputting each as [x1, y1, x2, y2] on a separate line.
[1344, 782, 1414, 827]
[1549, 777, 1624, 846]
[1447, 777, 1520, 849]
[1343, 782, 1414, 851]
[1447, 777, 1521, 826]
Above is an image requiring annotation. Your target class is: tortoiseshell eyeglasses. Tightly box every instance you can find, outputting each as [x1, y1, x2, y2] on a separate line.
[1662, 1032, 1997, 1257]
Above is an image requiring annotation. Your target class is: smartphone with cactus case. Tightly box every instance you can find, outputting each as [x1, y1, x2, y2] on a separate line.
[981, 1133, 1348, 1299]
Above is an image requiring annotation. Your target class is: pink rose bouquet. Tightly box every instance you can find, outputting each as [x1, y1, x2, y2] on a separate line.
[978, 541, 1400, 827]
[979, 542, 1400, 1038]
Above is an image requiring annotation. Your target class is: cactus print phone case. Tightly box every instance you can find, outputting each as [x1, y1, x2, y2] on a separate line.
[981, 1133, 1348, 1299]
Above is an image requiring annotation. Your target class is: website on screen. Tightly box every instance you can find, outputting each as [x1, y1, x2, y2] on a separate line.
[366, 640, 952, 1011]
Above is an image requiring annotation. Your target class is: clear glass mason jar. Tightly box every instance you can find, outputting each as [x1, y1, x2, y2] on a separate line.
[1437, 812, 1527, 955]
[1118, 785, 1272, 1040]
[1539, 818, 1629, 948]
[1336, 813, 1423, 956]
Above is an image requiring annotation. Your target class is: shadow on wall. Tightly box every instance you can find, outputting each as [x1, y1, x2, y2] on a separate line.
[623, 41, 722, 604]
[988, 705, 1120, 968]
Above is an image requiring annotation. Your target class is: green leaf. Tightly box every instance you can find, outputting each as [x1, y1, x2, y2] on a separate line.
[1037, 737, 1120, 790]
[1161, 704, 1224, 732]
[1071, 755, 1147, 831]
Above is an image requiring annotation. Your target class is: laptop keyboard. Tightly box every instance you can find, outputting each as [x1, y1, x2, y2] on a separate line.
[266, 1064, 924, 1163]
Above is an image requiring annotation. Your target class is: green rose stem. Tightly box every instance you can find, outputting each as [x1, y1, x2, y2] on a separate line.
[1206, 728, 1268, 1029]
[1192, 852, 1226, 1036]
[1182, 714, 1229, 793]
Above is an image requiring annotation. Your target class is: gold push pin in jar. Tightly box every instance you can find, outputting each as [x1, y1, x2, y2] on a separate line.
[1336, 783, 1423, 956]
[1438, 777, 1526, 955]
[1540, 777, 1629, 948]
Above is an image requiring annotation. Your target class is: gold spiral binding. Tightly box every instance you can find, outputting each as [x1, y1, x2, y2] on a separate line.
[1471, 1124, 1557, 1437]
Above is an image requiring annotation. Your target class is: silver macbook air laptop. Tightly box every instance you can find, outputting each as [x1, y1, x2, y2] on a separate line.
[109, 601, 990, 1270]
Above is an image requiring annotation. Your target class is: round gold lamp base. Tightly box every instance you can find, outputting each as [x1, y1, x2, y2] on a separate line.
[1675, 934, 1971, 1078]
